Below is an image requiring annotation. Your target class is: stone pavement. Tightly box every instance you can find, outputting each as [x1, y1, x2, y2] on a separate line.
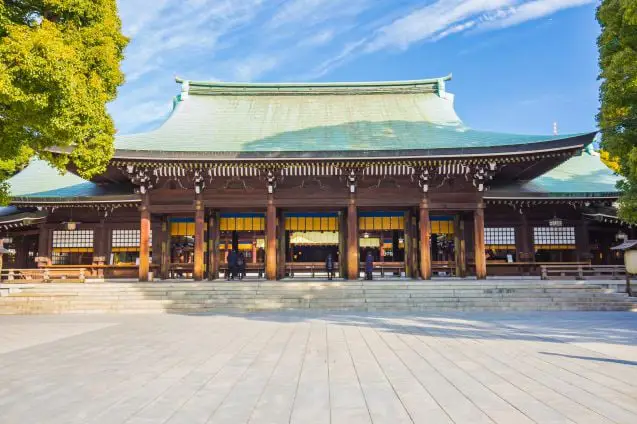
[0, 312, 636, 424]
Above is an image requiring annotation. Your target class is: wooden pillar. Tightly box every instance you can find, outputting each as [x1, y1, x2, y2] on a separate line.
[474, 202, 487, 280]
[266, 194, 277, 280]
[419, 197, 432, 280]
[411, 213, 418, 279]
[36, 224, 51, 267]
[347, 194, 359, 280]
[93, 219, 107, 278]
[252, 235, 257, 264]
[14, 236, 27, 269]
[517, 212, 533, 263]
[160, 215, 170, 279]
[456, 215, 467, 278]
[339, 210, 346, 278]
[193, 194, 205, 281]
[207, 211, 219, 280]
[139, 195, 151, 282]
[576, 219, 591, 263]
[277, 211, 286, 279]
[404, 210, 412, 278]
[379, 231, 385, 263]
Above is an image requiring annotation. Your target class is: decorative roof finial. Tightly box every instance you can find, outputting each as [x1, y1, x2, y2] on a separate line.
[180, 79, 190, 100]
[436, 78, 446, 97]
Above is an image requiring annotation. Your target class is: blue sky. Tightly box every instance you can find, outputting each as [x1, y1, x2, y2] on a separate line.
[110, 0, 600, 137]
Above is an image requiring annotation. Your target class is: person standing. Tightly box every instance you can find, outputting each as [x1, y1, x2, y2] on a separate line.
[365, 251, 374, 280]
[237, 251, 246, 280]
[227, 249, 238, 280]
[325, 253, 335, 281]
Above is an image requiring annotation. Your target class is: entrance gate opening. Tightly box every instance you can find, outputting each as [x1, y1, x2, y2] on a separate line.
[284, 212, 342, 278]
[359, 212, 406, 277]
[430, 216, 456, 277]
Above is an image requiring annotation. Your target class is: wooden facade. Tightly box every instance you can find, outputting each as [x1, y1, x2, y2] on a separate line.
[0, 77, 627, 281]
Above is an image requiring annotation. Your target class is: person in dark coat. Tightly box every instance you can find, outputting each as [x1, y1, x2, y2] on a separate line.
[227, 249, 238, 280]
[325, 253, 335, 281]
[365, 251, 374, 280]
[237, 252, 246, 280]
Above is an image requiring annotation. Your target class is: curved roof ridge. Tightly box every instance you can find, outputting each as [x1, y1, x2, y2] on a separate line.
[175, 74, 452, 91]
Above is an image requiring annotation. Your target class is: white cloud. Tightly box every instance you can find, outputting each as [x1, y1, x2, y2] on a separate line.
[269, 0, 370, 29]
[299, 29, 336, 47]
[233, 56, 280, 82]
[112, 100, 172, 134]
[365, 0, 594, 52]
[112, 0, 594, 133]
[479, 0, 594, 29]
[366, 0, 516, 52]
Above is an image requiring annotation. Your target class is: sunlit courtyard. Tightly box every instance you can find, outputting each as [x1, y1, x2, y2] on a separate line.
[1, 312, 636, 424]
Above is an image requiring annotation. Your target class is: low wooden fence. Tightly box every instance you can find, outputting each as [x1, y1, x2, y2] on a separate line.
[540, 264, 626, 280]
[1, 268, 87, 283]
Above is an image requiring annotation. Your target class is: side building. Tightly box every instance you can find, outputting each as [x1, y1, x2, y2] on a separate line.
[0, 76, 627, 281]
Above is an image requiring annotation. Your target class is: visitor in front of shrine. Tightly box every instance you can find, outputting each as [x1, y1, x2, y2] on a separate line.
[325, 253, 335, 280]
[237, 252, 246, 280]
[227, 249, 238, 280]
[365, 251, 374, 280]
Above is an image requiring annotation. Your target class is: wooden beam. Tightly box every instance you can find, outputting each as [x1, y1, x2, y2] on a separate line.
[474, 201, 487, 279]
[193, 194, 205, 281]
[139, 195, 150, 282]
[347, 194, 359, 280]
[266, 194, 277, 280]
[419, 197, 432, 280]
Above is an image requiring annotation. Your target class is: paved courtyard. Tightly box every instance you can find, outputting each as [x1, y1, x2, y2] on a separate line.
[0, 312, 636, 424]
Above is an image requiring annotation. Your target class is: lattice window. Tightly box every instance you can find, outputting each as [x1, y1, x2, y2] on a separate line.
[111, 229, 152, 252]
[533, 227, 576, 249]
[52, 230, 93, 249]
[52, 230, 93, 265]
[485, 227, 515, 246]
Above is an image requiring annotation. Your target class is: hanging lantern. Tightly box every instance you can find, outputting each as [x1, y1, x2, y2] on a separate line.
[548, 215, 563, 227]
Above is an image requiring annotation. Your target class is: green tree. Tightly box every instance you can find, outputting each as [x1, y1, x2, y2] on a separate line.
[0, 0, 128, 203]
[597, 0, 637, 222]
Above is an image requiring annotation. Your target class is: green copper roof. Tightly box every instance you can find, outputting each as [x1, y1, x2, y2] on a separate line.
[115, 76, 589, 155]
[489, 148, 622, 198]
[6, 160, 135, 201]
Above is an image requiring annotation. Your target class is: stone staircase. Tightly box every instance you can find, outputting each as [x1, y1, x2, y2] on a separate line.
[1, 280, 636, 314]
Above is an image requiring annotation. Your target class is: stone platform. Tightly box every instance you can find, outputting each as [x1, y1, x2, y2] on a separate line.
[1, 312, 636, 423]
[1, 278, 636, 314]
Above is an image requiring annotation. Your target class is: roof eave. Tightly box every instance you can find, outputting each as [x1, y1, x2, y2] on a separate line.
[111, 133, 593, 162]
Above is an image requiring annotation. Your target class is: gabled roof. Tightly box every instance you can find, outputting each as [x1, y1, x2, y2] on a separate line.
[113, 76, 592, 158]
[487, 147, 622, 199]
[6, 160, 138, 204]
[0, 206, 46, 229]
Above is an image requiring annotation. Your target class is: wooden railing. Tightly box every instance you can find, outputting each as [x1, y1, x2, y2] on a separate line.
[219, 263, 265, 279]
[1, 268, 87, 283]
[286, 262, 338, 278]
[540, 264, 626, 280]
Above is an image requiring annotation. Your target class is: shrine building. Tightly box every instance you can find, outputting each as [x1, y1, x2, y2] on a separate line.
[0, 75, 627, 281]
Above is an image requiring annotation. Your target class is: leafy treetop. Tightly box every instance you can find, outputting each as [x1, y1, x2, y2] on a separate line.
[597, 0, 637, 221]
[0, 0, 128, 203]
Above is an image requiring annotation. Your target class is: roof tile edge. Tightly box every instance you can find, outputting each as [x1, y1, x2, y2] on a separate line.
[174, 74, 453, 95]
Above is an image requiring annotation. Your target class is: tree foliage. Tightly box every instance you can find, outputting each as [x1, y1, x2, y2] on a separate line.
[597, 0, 637, 221]
[0, 0, 127, 203]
